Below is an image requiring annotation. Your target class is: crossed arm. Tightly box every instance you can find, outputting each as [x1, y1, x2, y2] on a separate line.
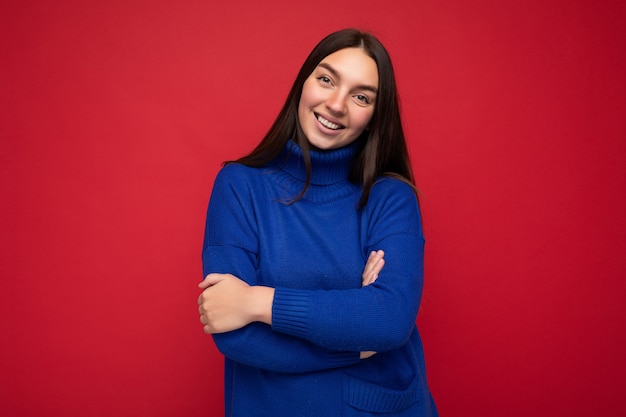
[197, 249, 385, 337]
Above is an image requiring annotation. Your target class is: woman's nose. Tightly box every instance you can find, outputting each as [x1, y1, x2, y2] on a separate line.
[325, 91, 346, 115]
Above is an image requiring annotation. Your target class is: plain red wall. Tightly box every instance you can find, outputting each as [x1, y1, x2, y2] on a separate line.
[1, 1, 625, 416]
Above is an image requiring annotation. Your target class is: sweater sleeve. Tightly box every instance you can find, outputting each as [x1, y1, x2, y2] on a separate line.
[202, 165, 360, 373]
[271, 178, 425, 353]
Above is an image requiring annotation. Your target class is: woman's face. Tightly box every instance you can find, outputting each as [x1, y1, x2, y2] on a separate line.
[298, 47, 378, 150]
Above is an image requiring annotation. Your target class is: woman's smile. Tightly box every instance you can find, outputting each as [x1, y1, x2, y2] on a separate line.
[315, 112, 344, 131]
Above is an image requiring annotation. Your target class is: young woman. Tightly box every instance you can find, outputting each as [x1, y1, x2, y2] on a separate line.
[198, 28, 438, 417]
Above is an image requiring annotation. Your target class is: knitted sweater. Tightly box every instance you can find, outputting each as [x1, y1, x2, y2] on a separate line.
[202, 140, 438, 416]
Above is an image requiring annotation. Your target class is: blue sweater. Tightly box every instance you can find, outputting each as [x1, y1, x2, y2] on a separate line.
[202, 140, 438, 416]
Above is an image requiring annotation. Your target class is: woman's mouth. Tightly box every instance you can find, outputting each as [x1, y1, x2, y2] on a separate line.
[315, 113, 344, 130]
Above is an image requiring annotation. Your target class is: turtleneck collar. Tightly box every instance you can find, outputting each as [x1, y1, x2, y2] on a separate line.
[265, 139, 363, 203]
[277, 139, 361, 186]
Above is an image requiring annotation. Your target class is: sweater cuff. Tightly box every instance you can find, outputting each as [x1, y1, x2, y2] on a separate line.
[272, 288, 311, 339]
[325, 350, 360, 367]
[272, 288, 361, 367]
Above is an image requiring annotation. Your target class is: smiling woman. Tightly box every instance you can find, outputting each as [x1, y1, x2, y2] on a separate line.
[198, 28, 438, 417]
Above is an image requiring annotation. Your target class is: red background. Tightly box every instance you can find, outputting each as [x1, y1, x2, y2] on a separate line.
[2, 1, 625, 416]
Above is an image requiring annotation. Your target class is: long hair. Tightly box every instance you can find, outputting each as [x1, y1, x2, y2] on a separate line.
[232, 28, 415, 207]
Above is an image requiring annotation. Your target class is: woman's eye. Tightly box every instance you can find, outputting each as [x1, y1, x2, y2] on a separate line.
[318, 76, 331, 84]
[355, 94, 370, 104]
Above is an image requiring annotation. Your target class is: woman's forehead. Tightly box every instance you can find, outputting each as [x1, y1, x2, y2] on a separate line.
[317, 48, 379, 88]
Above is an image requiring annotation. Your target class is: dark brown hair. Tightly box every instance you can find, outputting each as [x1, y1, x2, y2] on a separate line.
[233, 28, 415, 207]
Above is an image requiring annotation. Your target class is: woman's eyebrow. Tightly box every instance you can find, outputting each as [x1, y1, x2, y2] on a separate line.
[317, 62, 378, 94]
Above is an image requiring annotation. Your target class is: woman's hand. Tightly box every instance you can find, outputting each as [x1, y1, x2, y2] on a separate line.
[198, 273, 274, 334]
[198, 273, 250, 334]
[362, 250, 385, 287]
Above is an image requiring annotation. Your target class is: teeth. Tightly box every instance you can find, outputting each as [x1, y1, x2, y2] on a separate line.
[317, 114, 341, 130]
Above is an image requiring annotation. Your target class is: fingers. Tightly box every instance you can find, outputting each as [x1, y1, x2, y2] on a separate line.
[362, 250, 385, 287]
[198, 283, 210, 329]
[360, 351, 377, 359]
[198, 296, 215, 333]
